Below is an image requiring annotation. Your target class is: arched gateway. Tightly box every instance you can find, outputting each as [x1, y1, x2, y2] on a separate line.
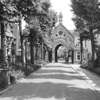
[49, 12, 82, 63]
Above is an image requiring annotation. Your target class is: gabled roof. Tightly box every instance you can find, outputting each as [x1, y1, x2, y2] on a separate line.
[70, 30, 79, 37]
[53, 23, 75, 38]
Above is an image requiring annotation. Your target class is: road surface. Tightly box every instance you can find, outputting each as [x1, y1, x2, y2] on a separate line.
[0, 63, 100, 100]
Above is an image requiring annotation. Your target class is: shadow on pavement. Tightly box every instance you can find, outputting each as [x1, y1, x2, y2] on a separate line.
[0, 64, 100, 100]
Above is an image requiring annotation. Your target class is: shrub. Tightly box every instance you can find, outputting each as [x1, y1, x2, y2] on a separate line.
[0, 73, 8, 89]
[94, 68, 100, 75]
[14, 62, 24, 71]
[10, 75, 15, 84]
[94, 59, 98, 68]
[9, 70, 24, 83]
[80, 63, 88, 68]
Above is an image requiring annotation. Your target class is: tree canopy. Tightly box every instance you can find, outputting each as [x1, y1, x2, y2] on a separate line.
[71, 0, 100, 66]
[25, 0, 57, 46]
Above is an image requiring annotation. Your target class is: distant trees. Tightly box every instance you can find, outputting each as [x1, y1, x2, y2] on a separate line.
[71, 0, 100, 66]
[0, 0, 16, 65]
[0, 0, 57, 87]
[24, 0, 57, 64]
[0, 0, 57, 66]
[12, 0, 51, 66]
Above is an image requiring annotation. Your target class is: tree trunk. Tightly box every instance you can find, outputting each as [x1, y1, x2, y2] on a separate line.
[89, 28, 95, 67]
[1, 22, 7, 64]
[30, 36, 34, 64]
[25, 41, 27, 71]
[80, 36, 83, 64]
[19, 14, 24, 67]
[41, 41, 43, 60]
[43, 49, 46, 61]
[35, 46, 38, 60]
[35, 36, 38, 61]
[1, 22, 11, 85]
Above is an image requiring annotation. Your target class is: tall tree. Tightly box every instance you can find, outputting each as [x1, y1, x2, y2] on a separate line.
[72, 16, 90, 64]
[10, 0, 50, 65]
[0, 0, 16, 65]
[25, 0, 57, 62]
[11, 0, 34, 66]
[71, 0, 100, 66]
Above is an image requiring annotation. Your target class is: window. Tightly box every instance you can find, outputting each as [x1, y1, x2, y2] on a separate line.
[56, 34, 58, 36]
[77, 52, 80, 60]
[59, 31, 63, 35]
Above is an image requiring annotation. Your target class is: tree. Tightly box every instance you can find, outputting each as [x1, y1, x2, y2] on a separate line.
[38, 9, 57, 38]
[0, 0, 18, 85]
[9, 0, 50, 65]
[72, 15, 90, 64]
[0, 0, 16, 65]
[10, 0, 34, 66]
[71, 0, 100, 66]
[25, 0, 57, 62]
[25, 0, 51, 63]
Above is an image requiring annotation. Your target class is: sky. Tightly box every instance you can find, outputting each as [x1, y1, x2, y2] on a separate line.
[50, 0, 75, 30]
[22, 0, 75, 31]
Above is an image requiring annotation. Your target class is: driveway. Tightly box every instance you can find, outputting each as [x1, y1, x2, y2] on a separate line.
[70, 64, 100, 94]
[0, 63, 100, 100]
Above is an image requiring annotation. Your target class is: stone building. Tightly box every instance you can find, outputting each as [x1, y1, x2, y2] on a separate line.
[51, 12, 88, 63]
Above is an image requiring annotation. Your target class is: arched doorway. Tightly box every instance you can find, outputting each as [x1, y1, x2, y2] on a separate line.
[54, 43, 74, 63]
[55, 44, 65, 62]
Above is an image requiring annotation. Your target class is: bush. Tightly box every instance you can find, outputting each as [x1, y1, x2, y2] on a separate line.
[0, 60, 42, 90]
[0, 73, 8, 89]
[94, 59, 98, 68]
[10, 75, 16, 84]
[94, 68, 100, 75]
[24, 64, 41, 76]
[80, 63, 88, 68]
[9, 70, 24, 83]
[80, 58, 93, 69]
[14, 62, 24, 71]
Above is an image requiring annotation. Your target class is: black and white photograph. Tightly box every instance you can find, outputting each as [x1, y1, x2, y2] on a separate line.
[0, 0, 100, 100]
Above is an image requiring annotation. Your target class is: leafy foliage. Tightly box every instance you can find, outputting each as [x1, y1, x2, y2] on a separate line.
[0, 0, 17, 21]
[72, 16, 90, 40]
[25, 0, 57, 45]
[71, 0, 100, 38]
[71, 0, 100, 66]
[0, 0, 58, 90]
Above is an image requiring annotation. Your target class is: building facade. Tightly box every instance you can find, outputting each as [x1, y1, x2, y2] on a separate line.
[51, 12, 88, 63]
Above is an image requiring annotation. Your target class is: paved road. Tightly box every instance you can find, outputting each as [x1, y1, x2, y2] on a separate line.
[0, 63, 100, 100]
[70, 64, 100, 94]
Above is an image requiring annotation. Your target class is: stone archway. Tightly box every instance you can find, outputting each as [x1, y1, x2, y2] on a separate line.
[53, 41, 68, 62]
[52, 41, 74, 63]
[55, 44, 63, 62]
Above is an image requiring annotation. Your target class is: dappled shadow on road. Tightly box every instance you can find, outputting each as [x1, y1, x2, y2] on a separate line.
[1, 63, 100, 100]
